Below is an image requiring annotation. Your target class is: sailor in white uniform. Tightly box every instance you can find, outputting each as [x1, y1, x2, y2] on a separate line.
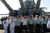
[13, 17, 17, 33]
[3, 18, 8, 33]
[10, 18, 15, 33]
[6, 17, 10, 33]
[47, 16, 50, 28]
[47, 20, 50, 32]
[47, 20, 50, 29]
[21, 16, 28, 33]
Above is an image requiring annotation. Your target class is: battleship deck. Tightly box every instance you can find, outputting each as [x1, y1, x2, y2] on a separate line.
[0, 29, 50, 33]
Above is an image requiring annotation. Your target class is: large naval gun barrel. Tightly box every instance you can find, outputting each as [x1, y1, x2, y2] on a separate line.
[32, 0, 35, 8]
[34, 0, 41, 15]
[1, 0, 14, 15]
[19, 0, 26, 15]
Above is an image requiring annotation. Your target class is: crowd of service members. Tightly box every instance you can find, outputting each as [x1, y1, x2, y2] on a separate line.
[1, 15, 50, 33]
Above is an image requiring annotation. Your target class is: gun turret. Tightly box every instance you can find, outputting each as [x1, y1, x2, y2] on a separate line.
[0, 0, 42, 16]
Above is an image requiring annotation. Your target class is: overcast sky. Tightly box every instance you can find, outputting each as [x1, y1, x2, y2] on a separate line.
[0, 0, 50, 18]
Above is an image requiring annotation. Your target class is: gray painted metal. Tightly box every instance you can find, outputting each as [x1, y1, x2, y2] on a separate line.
[28, 9, 33, 16]
[1, 0, 41, 15]
[32, 0, 35, 8]
[34, 0, 41, 14]
[19, 0, 26, 14]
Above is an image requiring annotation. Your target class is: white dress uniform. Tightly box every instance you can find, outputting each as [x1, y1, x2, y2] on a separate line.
[21, 19, 28, 25]
[21, 18, 28, 30]
[10, 19, 15, 33]
[6, 19, 10, 33]
[3, 20, 8, 33]
[47, 20, 50, 29]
